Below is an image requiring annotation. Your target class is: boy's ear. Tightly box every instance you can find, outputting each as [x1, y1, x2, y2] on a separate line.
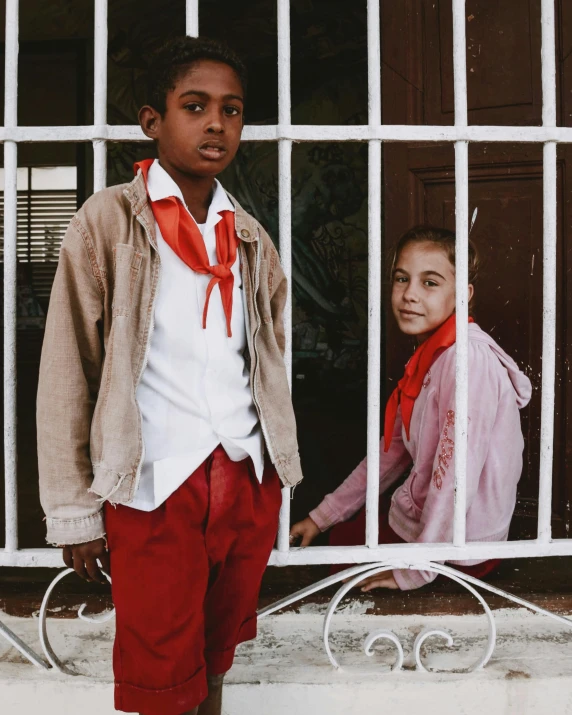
[138, 105, 161, 140]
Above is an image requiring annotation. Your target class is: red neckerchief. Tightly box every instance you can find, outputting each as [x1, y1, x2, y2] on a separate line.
[135, 159, 238, 337]
[384, 313, 473, 451]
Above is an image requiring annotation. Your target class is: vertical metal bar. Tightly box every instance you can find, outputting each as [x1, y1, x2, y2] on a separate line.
[93, 0, 108, 193]
[26, 167, 31, 263]
[452, 0, 469, 546]
[452, 0, 468, 127]
[538, 0, 557, 542]
[186, 0, 199, 37]
[276, 0, 292, 552]
[541, 0, 557, 128]
[4, 0, 19, 552]
[365, 0, 382, 548]
[453, 141, 469, 547]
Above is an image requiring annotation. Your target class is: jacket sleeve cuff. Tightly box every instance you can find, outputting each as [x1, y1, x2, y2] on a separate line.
[392, 567, 437, 591]
[309, 498, 342, 532]
[45, 510, 105, 546]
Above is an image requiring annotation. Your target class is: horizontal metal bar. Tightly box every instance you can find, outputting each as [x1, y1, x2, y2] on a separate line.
[269, 540, 572, 566]
[5, 540, 572, 568]
[4, 124, 572, 144]
[0, 549, 65, 567]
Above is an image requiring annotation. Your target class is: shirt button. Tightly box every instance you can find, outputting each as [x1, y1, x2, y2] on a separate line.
[240, 229, 250, 238]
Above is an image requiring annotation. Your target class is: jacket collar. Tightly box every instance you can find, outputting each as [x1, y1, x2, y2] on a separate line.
[123, 171, 259, 244]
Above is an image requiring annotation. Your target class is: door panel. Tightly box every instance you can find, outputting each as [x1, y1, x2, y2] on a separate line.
[424, 0, 542, 126]
[382, 1, 570, 537]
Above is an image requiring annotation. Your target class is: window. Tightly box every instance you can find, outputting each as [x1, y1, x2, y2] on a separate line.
[0, 166, 76, 314]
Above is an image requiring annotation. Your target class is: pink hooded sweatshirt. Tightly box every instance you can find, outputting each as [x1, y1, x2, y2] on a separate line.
[309, 323, 532, 590]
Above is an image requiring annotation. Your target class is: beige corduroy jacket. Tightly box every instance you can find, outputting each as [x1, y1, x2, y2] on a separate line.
[37, 171, 302, 545]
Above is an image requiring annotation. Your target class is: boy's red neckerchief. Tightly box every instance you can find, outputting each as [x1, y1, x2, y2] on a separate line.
[383, 313, 474, 452]
[134, 159, 238, 337]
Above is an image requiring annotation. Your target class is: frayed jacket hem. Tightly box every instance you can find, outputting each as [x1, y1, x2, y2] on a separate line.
[45, 510, 105, 546]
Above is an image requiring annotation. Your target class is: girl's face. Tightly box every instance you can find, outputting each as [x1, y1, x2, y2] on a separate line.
[391, 241, 473, 343]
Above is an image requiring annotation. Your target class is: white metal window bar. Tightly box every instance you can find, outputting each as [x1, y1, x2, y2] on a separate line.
[3, 0, 572, 677]
[0, 0, 565, 570]
[0, 0, 572, 566]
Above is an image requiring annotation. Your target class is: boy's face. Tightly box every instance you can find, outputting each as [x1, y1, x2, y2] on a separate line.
[140, 59, 244, 178]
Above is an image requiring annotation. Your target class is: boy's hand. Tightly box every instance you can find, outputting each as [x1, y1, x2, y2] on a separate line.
[289, 517, 321, 547]
[62, 538, 110, 584]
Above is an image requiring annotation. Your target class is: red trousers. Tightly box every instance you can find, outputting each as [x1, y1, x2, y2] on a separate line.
[105, 446, 282, 715]
[329, 495, 500, 581]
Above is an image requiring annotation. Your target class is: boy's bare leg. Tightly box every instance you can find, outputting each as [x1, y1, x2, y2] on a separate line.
[139, 675, 225, 715]
[198, 674, 225, 715]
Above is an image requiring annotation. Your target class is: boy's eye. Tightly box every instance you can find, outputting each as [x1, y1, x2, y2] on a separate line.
[424, 280, 438, 287]
[224, 106, 241, 116]
[185, 103, 204, 112]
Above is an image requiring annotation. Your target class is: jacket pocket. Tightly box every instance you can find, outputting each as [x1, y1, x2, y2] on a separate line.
[405, 471, 424, 515]
[112, 243, 143, 317]
[257, 258, 273, 325]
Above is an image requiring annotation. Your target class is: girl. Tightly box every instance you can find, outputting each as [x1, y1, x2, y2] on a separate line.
[290, 226, 532, 591]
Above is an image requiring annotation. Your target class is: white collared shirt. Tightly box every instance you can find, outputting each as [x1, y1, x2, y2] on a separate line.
[129, 159, 265, 511]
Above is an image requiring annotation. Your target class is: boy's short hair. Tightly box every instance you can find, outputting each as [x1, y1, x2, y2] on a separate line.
[146, 36, 248, 115]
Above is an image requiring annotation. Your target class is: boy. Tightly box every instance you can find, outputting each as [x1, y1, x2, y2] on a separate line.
[37, 36, 302, 715]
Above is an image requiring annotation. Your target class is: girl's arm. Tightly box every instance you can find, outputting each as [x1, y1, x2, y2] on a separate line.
[309, 411, 412, 532]
[393, 342, 499, 590]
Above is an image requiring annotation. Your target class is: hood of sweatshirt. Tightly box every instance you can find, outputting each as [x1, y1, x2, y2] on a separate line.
[469, 322, 532, 408]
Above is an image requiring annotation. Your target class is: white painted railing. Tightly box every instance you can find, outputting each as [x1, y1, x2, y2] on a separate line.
[3, 0, 572, 676]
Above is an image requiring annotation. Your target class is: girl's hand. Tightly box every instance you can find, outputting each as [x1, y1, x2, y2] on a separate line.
[289, 516, 321, 547]
[355, 571, 399, 592]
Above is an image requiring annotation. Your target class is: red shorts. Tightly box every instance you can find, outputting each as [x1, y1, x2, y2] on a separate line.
[105, 446, 282, 715]
[329, 495, 500, 581]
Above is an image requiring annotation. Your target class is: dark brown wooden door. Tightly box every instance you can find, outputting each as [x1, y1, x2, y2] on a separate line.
[381, 0, 572, 537]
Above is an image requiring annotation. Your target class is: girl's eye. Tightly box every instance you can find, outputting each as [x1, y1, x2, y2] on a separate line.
[394, 275, 407, 284]
[424, 280, 438, 287]
[185, 103, 204, 112]
[224, 106, 241, 116]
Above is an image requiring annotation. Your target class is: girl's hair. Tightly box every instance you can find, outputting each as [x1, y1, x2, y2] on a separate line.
[389, 224, 480, 286]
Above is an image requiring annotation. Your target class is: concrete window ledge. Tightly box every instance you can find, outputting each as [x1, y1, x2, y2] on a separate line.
[2, 606, 572, 714]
